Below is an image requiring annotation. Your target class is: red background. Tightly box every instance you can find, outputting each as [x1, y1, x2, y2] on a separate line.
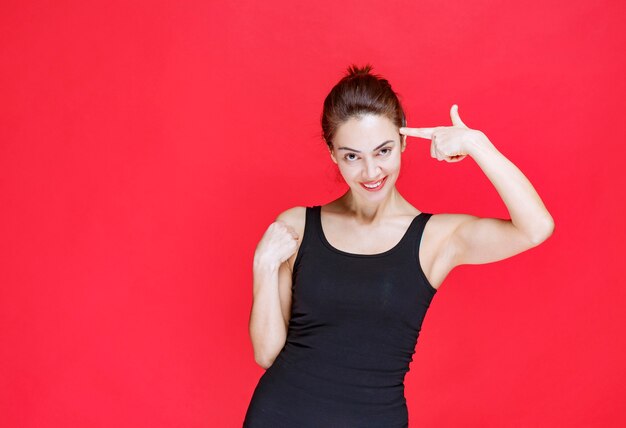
[1, 1, 624, 426]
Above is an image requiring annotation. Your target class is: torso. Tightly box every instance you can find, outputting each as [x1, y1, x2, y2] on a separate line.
[286, 202, 456, 290]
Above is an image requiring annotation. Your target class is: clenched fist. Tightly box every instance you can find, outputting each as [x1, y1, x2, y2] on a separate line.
[254, 220, 300, 270]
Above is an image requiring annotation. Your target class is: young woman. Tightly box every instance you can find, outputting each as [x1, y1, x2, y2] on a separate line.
[243, 64, 554, 427]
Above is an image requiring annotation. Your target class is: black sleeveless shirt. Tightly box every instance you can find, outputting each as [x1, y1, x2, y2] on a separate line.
[244, 205, 437, 427]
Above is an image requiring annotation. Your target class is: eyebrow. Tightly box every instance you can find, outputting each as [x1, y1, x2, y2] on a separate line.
[336, 140, 395, 153]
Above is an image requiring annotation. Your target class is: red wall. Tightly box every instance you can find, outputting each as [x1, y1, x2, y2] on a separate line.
[1, 1, 624, 426]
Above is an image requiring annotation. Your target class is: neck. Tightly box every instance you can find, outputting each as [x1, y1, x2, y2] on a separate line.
[337, 187, 406, 224]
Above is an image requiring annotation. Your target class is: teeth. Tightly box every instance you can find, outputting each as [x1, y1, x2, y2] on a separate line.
[364, 179, 383, 188]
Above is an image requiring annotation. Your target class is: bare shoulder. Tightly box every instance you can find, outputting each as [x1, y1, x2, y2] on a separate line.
[275, 206, 306, 234]
[425, 212, 472, 235]
[274, 206, 307, 271]
[422, 212, 484, 260]
[418, 212, 470, 290]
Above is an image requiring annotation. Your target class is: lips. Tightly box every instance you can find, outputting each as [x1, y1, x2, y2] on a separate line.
[360, 176, 388, 191]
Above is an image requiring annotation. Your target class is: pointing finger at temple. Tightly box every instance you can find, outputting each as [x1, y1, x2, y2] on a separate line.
[399, 127, 436, 139]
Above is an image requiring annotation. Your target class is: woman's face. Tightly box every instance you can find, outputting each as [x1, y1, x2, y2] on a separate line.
[329, 114, 406, 198]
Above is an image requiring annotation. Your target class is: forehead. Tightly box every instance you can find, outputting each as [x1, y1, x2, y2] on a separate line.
[334, 114, 397, 147]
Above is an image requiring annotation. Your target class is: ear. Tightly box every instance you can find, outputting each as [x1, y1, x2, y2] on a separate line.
[329, 146, 338, 164]
[400, 134, 407, 152]
[323, 138, 338, 164]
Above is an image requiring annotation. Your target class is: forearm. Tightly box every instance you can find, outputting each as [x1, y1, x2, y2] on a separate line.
[467, 132, 555, 241]
[249, 259, 287, 368]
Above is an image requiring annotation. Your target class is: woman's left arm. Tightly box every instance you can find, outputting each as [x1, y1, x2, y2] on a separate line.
[400, 105, 555, 266]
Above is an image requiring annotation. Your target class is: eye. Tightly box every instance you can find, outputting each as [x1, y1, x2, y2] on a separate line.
[379, 148, 392, 156]
[344, 153, 358, 161]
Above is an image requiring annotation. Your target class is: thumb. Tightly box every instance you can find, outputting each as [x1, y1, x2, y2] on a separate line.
[450, 104, 468, 128]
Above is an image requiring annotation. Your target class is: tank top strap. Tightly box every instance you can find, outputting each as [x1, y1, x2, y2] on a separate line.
[413, 212, 433, 257]
[412, 212, 437, 293]
[292, 205, 318, 272]
[381, 210, 432, 261]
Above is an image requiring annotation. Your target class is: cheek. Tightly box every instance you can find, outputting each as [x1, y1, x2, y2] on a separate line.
[382, 155, 401, 170]
[383, 160, 401, 180]
[340, 168, 359, 181]
[392, 153, 402, 168]
[336, 166, 361, 183]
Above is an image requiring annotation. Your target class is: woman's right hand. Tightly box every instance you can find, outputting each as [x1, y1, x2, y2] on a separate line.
[254, 220, 300, 270]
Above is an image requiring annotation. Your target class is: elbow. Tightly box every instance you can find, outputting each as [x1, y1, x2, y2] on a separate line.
[252, 345, 278, 370]
[254, 354, 275, 370]
[249, 324, 287, 370]
[530, 217, 555, 245]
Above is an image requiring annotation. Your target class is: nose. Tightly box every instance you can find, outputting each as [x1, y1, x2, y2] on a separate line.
[363, 157, 382, 181]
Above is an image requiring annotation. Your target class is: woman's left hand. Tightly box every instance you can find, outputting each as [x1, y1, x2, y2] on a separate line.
[399, 104, 485, 163]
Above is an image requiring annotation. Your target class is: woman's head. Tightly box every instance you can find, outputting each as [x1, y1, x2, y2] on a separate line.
[321, 64, 407, 199]
[321, 64, 406, 150]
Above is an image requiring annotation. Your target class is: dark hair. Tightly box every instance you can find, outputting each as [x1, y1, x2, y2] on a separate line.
[321, 63, 406, 151]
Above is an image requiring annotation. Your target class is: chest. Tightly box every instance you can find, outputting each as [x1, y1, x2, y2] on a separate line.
[291, 252, 433, 330]
[320, 217, 414, 256]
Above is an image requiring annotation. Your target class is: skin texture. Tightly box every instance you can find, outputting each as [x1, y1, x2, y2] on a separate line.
[250, 105, 555, 368]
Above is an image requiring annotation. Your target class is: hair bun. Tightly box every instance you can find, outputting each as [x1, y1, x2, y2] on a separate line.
[346, 63, 374, 77]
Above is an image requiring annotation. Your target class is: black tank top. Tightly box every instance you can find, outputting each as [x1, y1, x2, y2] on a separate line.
[244, 205, 437, 427]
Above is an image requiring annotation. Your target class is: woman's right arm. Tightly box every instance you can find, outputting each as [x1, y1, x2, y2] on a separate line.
[248, 208, 301, 369]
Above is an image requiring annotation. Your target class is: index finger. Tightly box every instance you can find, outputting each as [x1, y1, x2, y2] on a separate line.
[399, 127, 436, 139]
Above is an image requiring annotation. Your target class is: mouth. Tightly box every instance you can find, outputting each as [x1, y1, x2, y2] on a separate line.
[360, 176, 388, 192]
